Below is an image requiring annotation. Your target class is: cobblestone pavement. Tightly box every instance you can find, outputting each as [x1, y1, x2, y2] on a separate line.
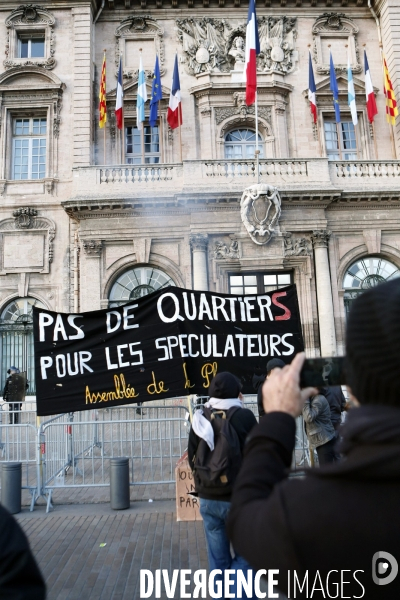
[16, 501, 208, 600]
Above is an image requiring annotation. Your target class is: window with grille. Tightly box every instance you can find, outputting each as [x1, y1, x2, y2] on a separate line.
[12, 117, 47, 180]
[224, 129, 264, 159]
[109, 266, 175, 307]
[126, 125, 160, 164]
[17, 33, 45, 58]
[324, 120, 357, 161]
[229, 272, 292, 295]
[343, 256, 400, 315]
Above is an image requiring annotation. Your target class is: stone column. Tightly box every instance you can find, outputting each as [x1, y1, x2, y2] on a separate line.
[189, 234, 209, 291]
[311, 230, 337, 356]
[80, 239, 103, 312]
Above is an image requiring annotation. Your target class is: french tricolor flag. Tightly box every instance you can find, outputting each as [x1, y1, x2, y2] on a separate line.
[364, 51, 378, 123]
[308, 52, 317, 123]
[244, 0, 260, 106]
[115, 56, 123, 129]
[167, 54, 182, 130]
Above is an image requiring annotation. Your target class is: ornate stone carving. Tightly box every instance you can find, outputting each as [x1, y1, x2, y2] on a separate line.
[13, 207, 37, 229]
[177, 18, 232, 75]
[82, 240, 103, 257]
[177, 17, 296, 76]
[283, 232, 311, 256]
[189, 234, 208, 252]
[215, 94, 272, 136]
[312, 13, 360, 75]
[4, 5, 56, 70]
[258, 16, 297, 74]
[0, 208, 56, 268]
[311, 230, 331, 248]
[115, 16, 165, 79]
[214, 240, 240, 259]
[240, 184, 281, 245]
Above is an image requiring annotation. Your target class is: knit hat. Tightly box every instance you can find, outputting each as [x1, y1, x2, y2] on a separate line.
[266, 358, 286, 374]
[346, 278, 400, 406]
[208, 372, 242, 399]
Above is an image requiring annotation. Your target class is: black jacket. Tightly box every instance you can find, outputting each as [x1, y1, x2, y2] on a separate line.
[0, 505, 46, 599]
[321, 385, 346, 428]
[227, 406, 400, 599]
[188, 406, 257, 502]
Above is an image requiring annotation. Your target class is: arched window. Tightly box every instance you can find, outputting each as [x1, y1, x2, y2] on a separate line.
[343, 256, 400, 314]
[109, 266, 175, 307]
[0, 297, 46, 394]
[224, 129, 263, 159]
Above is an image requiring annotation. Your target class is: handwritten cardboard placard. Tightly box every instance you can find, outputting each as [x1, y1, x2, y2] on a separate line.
[175, 452, 202, 522]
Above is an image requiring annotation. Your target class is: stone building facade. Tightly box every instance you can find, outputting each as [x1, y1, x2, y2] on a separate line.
[0, 0, 400, 392]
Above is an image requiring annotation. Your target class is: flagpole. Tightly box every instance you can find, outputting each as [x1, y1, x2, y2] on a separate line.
[176, 51, 183, 163]
[372, 121, 379, 159]
[255, 91, 260, 183]
[121, 51, 125, 164]
[103, 49, 106, 166]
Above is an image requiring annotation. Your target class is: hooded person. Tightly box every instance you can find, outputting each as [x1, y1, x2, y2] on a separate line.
[254, 358, 286, 418]
[3, 366, 24, 425]
[227, 278, 400, 599]
[188, 372, 257, 599]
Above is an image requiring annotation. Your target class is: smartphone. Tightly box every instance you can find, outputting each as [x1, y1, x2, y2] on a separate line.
[300, 357, 346, 388]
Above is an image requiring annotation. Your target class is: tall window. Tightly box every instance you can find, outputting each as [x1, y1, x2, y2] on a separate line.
[17, 33, 45, 58]
[109, 266, 175, 307]
[224, 129, 264, 159]
[229, 272, 292, 295]
[126, 125, 160, 164]
[324, 120, 357, 160]
[343, 256, 400, 314]
[12, 117, 47, 180]
[0, 297, 46, 394]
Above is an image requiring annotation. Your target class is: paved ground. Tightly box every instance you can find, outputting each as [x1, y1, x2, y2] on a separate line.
[16, 501, 208, 600]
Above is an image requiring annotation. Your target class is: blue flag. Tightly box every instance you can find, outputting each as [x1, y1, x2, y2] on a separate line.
[149, 55, 162, 128]
[329, 53, 341, 123]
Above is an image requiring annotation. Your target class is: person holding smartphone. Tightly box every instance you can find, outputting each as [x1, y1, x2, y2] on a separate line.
[302, 392, 339, 464]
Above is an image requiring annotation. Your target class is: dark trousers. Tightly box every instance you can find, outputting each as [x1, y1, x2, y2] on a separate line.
[316, 436, 339, 465]
[9, 403, 22, 424]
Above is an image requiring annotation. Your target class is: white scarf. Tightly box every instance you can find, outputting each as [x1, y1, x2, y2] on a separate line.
[192, 397, 243, 451]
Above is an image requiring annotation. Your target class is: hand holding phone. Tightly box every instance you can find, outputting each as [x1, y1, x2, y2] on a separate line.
[299, 357, 346, 389]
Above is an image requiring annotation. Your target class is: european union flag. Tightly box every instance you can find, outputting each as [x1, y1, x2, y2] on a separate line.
[149, 55, 162, 127]
[329, 53, 341, 123]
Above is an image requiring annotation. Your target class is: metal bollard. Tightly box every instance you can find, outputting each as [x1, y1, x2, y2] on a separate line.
[1, 462, 22, 514]
[110, 457, 130, 510]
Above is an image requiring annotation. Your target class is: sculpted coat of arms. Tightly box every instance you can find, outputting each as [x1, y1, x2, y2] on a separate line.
[240, 184, 282, 245]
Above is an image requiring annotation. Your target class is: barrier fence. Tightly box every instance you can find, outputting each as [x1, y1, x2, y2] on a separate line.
[0, 397, 312, 513]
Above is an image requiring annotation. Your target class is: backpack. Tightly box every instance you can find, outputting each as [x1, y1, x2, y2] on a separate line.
[192, 406, 242, 496]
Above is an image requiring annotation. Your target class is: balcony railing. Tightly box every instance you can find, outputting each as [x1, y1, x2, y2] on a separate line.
[204, 159, 309, 179]
[70, 159, 400, 200]
[330, 160, 400, 184]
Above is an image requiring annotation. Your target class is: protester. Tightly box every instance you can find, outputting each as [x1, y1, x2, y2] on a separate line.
[0, 504, 46, 599]
[320, 385, 346, 431]
[3, 366, 24, 424]
[303, 391, 339, 464]
[227, 279, 400, 599]
[255, 358, 286, 418]
[188, 372, 257, 599]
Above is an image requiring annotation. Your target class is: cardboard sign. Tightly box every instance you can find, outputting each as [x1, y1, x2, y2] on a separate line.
[175, 453, 202, 522]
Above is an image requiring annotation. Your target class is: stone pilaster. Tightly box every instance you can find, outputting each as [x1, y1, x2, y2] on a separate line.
[311, 230, 337, 356]
[80, 239, 103, 312]
[189, 234, 209, 291]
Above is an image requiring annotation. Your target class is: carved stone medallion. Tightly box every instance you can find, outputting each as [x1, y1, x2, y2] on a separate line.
[240, 184, 282, 245]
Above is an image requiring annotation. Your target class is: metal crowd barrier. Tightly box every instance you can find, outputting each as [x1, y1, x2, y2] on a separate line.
[0, 396, 312, 513]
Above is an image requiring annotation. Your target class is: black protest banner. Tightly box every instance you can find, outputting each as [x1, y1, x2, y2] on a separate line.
[33, 285, 304, 416]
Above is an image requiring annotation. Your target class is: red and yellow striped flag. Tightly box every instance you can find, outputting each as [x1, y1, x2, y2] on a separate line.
[383, 58, 398, 125]
[99, 53, 107, 128]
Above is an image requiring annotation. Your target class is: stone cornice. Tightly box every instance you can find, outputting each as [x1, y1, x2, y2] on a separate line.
[95, 0, 370, 12]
